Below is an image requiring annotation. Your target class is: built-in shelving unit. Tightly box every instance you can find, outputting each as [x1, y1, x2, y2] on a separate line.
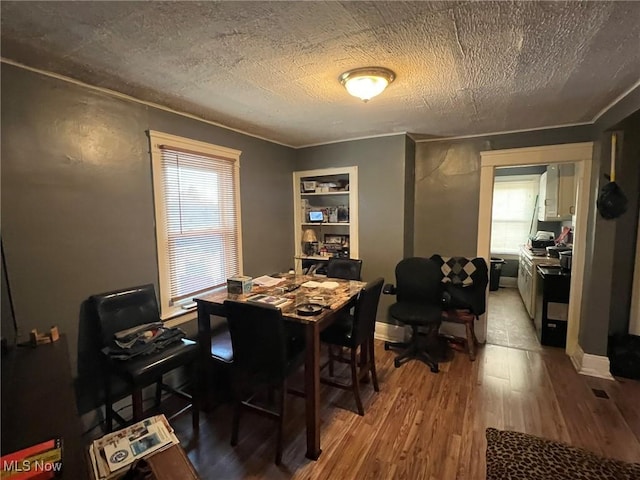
[293, 166, 358, 273]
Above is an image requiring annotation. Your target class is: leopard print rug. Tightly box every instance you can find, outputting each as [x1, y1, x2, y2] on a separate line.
[485, 427, 640, 480]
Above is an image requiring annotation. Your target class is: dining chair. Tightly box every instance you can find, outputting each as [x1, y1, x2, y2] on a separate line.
[224, 300, 305, 465]
[383, 257, 444, 372]
[91, 284, 199, 432]
[430, 254, 488, 361]
[319, 277, 384, 415]
[326, 257, 363, 281]
[197, 312, 234, 409]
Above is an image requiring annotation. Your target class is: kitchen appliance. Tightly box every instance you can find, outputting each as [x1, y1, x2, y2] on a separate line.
[546, 245, 571, 258]
[559, 250, 572, 271]
[531, 239, 555, 249]
[530, 231, 556, 249]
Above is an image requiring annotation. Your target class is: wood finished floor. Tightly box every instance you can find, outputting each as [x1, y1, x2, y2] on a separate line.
[172, 341, 640, 479]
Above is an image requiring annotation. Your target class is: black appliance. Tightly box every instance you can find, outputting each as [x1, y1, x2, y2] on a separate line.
[559, 250, 572, 271]
[546, 245, 571, 258]
[535, 266, 570, 347]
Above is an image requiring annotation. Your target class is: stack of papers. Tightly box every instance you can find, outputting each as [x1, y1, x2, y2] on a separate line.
[246, 294, 290, 307]
[301, 280, 340, 290]
[88, 414, 179, 480]
[252, 275, 284, 287]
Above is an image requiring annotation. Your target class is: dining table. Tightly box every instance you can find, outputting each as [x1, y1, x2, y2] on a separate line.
[193, 274, 365, 460]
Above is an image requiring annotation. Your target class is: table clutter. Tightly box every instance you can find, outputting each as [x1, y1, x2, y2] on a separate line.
[195, 274, 365, 459]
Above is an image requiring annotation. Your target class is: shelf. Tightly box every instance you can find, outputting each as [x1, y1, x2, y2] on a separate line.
[293, 166, 358, 274]
[295, 255, 330, 261]
[301, 191, 349, 196]
[301, 222, 350, 226]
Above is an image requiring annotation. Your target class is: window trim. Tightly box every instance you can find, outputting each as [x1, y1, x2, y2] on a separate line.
[148, 130, 243, 320]
[490, 174, 540, 255]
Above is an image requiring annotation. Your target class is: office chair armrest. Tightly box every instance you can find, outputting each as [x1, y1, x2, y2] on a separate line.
[382, 283, 396, 295]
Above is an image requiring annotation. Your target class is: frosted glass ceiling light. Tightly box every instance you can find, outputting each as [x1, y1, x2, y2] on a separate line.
[339, 67, 396, 102]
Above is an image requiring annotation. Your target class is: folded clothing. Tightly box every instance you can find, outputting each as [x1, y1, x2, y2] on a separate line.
[103, 325, 187, 360]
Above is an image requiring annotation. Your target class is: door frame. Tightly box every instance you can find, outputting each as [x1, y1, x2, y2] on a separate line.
[477, 142, 593, 357]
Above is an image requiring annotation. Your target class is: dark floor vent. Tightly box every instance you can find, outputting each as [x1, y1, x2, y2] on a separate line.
[592, 388, 609, 399]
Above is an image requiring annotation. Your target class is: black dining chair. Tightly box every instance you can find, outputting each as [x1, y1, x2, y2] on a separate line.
[383, 257, 444, 373]
[320, 277, 384, 415]
[326, 257, 363, 281]
[224, 300, 305, 465]
[91, 284, 199, 432]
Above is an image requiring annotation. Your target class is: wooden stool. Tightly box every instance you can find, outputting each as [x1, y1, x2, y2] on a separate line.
[441, 309, 478, 361]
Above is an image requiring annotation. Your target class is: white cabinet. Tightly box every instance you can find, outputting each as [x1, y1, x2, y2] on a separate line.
[538, 164, 575, 221]
[518, 250, 534, 318]
[293, 167, 358, 273]
[518, 246, 560, 319]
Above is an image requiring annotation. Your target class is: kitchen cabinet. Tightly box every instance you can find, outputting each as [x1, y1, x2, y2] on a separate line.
[293, 166, 358, 273]
[518, 246, 559, 319]
[538, 164, 575, 221]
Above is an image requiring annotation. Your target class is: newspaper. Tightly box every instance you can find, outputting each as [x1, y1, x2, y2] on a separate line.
[89, 414, 179, 479]
[246, 294, 291, 307]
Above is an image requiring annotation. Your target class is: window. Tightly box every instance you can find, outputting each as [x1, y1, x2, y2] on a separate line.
[149, 131, 242, 319]
[491, 175, 539, 255]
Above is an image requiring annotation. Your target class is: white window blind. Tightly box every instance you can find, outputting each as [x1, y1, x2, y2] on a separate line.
[149, 131, 242, 319]
[491, 175, 539, 255]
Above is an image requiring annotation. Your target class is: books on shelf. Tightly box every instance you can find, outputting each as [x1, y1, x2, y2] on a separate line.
[88, 414, 179, 480]
[245, 294, 290, 307]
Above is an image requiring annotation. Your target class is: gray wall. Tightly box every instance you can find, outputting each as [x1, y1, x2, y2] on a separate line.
[403, 136, 416, 258]
[580, 99, 640, 354]
[1, 65, 296, 373]
[296, 135, 408, 324]
[413, 126, 593, 258]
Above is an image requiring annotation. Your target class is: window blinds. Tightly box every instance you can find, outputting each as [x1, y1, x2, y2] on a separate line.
[491, 177, 539, 254]
[159, 147, 239, 304]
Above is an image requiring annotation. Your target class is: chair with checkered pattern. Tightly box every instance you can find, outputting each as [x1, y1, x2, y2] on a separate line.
[430, 255, 489, 361]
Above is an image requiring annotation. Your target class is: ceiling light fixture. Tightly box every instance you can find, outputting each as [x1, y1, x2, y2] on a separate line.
[339, 67, 396, 102]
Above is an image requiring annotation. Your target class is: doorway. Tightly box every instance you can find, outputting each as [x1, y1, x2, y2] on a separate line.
[476, 142, 594, 358]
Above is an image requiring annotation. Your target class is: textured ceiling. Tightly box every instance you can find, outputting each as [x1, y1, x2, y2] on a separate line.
[2, 1, 639, 147]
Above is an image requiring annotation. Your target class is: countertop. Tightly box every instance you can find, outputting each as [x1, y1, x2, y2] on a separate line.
[520, 246, 560, 266]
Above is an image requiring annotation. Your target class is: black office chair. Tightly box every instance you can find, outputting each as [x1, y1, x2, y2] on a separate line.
[431, 255, 488, 361]
[224, 300, 305, 465]
[326, 257, 363, 281]
[320, 277, 384, 415]
[91, 284, 199, 432]
[383, 257, 444, 373]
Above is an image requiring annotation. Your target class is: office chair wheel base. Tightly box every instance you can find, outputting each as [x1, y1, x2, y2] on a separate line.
[385, 343, 391, 351]
[430, 365, 439, 373]
[394, 358, 402, 368]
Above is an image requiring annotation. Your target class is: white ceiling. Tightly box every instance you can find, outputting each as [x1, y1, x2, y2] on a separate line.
[2, 1, 639, 147]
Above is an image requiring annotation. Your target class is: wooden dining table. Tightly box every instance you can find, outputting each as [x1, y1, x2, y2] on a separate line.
[193, 274, 365, 460]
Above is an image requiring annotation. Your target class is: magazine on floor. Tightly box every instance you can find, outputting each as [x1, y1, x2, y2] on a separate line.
[88, 414, 179, 480]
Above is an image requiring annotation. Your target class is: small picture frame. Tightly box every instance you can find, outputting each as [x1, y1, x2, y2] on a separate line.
[324, 234, 349, 245]
[302, 181, 317, 193]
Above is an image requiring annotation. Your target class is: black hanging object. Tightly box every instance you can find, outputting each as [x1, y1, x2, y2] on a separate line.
[597, 133, 628, 220]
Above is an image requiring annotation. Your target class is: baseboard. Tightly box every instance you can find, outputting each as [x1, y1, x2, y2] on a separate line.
[374, 321, 406, 343]
[570, 344, 615, 380]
